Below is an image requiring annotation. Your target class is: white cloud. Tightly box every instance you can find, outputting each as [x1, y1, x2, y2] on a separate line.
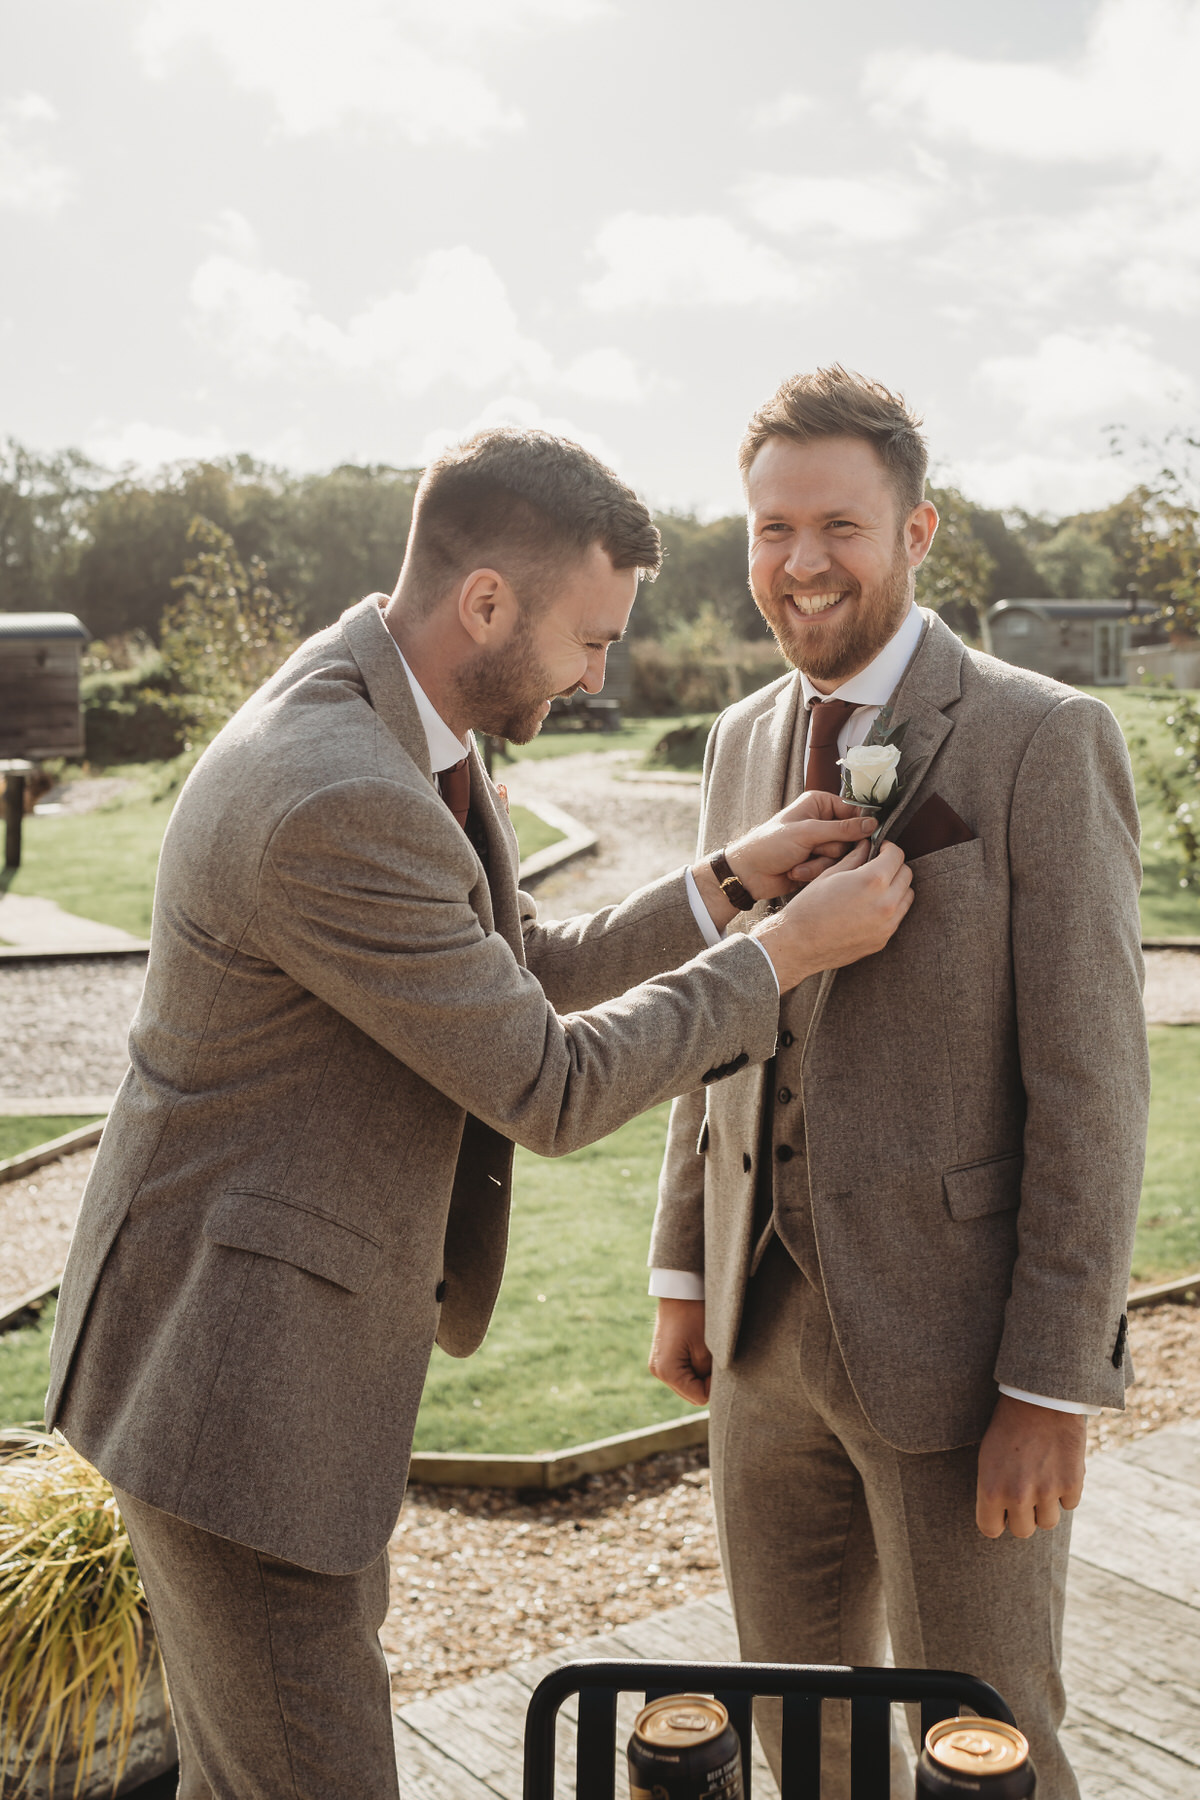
[84, 421, 232, 471]
[749, 91, 817, 131]
[205, 207, 258, 257]
[943, 450, 1135, 517]
[583, 213, 805, 309]
[976, 328, 1193, 428]
[416, 396, 623, 475]
[137, 0, 604, 143]
[189, 244, 643, 401]
[0, 93, 73, 213]
[864, 0, 1200, 174]
[739, 172, 939, 244]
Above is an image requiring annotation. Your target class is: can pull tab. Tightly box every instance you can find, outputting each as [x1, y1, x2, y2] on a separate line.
[945, 1731, 1004, 1763]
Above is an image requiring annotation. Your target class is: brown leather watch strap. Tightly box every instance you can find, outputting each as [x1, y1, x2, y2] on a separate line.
[708, 847, 755, 911]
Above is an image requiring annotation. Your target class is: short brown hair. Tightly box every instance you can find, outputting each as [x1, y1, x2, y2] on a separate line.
[405, 428, 661, 609]
[739, 365, 928, 514]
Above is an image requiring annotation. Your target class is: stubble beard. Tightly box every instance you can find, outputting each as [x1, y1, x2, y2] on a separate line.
[453, 619, 573, 745]
[756, 537, 913, 684]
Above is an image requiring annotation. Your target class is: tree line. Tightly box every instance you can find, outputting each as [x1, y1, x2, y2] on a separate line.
[1, 437, 1195, 654]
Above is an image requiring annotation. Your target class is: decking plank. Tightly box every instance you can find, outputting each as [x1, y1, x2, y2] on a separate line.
[1117, 1419, 1200, 1492]
[392, 1715, 505, 1800]
[1061, 1712, 1200, 1800]
[1070, 1455, 1200, 1606]
[1063, 1559, 1200, 1769]
[401, 1669, 534, 1795]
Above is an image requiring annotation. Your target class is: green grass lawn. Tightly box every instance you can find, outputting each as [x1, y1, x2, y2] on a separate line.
[0, 777, 561, 939]
[1084, 688, 1200, 939]
[3, 1026, 1199, 1442]
[496, 716, 690, 764]
[0, 1117, 103, 1163]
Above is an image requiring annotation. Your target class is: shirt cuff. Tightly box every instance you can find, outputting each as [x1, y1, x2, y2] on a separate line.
[649, 1268, 706, 1301]
[684, 865, 724, 948]
[997, 1384, 1102, 1418]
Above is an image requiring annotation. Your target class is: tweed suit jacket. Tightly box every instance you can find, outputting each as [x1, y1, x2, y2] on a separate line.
[48, 596, 779, 1573]
[650, 610, 1149, 1452]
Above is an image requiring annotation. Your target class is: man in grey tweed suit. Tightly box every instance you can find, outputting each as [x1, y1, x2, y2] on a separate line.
[649, 370, 1149, 1799]
[48, 428, 912, 1799]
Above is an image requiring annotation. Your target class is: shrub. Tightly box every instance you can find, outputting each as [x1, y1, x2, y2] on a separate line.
[630, 638, 784, 716]
[81, 658, 192, 764]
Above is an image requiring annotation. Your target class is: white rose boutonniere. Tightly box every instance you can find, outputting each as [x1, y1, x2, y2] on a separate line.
[839, 743, 901, 805]
[838, 711, 908, 851]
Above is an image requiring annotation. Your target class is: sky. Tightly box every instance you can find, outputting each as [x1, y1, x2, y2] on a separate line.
[4, 0, 1199, 518]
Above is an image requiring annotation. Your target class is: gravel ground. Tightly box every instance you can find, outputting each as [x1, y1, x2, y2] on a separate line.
[0, 956, 144, 1100]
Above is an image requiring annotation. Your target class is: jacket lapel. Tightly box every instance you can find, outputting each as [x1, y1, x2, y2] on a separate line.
[737, 674, 803, 848]
[805, 610, 966, 1037]
[469, 750, 524, 957]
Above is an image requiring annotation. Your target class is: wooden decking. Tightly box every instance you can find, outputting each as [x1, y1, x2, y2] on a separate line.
[393, 1421, 1200, 1800]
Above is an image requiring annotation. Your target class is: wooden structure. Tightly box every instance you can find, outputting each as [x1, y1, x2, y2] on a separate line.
[984, 599, 1161, 687]
[0, 612, 89, 868]
[393, 1420, 1200, 1799]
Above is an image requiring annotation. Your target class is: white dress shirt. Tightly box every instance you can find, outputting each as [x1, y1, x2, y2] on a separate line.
[648, 607, 1099, 1417]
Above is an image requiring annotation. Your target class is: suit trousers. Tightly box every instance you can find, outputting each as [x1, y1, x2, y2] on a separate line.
[708, 1240, 1078, 1800]
[113, 1488, 398, 1800]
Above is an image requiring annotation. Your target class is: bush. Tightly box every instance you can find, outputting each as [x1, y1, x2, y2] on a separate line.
[81, 658, 192, 764]
[630, 638, 784, 715]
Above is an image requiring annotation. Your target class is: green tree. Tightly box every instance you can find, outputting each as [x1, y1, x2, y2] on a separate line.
[1030, 524, 1117, 598]
[0, 441, 99, 614]
[160, 517, 299, 741]
[917, 486, 995, 639]
[1133, 488, 1200, 639]
[637, 512, 761, 641]
[963, 505, 1054, 603]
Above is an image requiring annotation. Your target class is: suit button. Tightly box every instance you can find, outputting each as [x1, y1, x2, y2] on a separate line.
[742, 1152, 752, 1173]
[777, 1087, 792, 1105]
[776, 1144, 794, 1163]
[435, 1280, 447, 1302]
[780, 1031, 795, 1049]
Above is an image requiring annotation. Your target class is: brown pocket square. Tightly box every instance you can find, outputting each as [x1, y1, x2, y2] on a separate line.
[894, 794, 976, 860]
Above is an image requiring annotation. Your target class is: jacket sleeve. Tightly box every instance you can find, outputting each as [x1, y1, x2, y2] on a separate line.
[648, 1087, 708, 1277]
[519, 867, 706, 1013]
[255, 775, 779, 1160]
[994, 693, 1149, 1407]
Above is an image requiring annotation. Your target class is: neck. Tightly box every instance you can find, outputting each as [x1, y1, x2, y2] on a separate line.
[383, 592, 472, 739]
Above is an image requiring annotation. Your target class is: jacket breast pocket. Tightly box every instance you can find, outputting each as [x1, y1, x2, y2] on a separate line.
[942, 1152, 1022, 1221]
[204, 1191, 382, 1293]
[911, 835, 984, 887]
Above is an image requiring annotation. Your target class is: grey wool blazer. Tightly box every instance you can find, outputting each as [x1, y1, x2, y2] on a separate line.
[48, 596, 779, 1572]
[650, 610, 1150, 1452]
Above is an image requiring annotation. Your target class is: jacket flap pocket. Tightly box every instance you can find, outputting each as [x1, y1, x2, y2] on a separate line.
[204, 1192, 381, 1293]
[942, 1153, 1023, 1221]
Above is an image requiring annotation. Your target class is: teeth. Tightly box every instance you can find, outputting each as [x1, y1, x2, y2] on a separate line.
[789, 592, 845, 616]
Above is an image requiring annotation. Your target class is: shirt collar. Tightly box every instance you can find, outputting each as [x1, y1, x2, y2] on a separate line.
[394, 646, 472, 775]
[798, 603, 924, 712]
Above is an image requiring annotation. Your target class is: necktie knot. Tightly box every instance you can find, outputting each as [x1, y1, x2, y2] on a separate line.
[806, 698, 860, 794]
[439, 757, 471, 829]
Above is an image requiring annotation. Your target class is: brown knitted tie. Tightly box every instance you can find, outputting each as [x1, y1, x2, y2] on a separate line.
[805, 698, 859, 794]
[439, 757, 471, 829]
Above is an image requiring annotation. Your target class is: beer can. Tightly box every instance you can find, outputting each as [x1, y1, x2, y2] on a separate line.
[917, 1718, 1035, 1797]
[627, 1694, 743, 1800]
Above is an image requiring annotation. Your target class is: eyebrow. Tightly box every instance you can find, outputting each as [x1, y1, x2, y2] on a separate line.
[583, 625, 626, 643]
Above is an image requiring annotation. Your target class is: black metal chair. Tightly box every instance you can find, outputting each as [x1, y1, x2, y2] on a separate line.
[522, 1660, 1015, 1800]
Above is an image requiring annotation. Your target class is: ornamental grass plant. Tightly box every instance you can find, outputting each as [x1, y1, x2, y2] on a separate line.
[0, 1434, 161, 1799]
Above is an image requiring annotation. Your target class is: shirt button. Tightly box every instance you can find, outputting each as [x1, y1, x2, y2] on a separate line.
[777, 1087, 792, 1105]
[435, 1280, 447, 1302]
[776, 1144, 794, 1163]
[779, 1031, 795, 1049]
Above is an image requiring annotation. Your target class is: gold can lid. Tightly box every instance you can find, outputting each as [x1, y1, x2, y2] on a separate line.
[926, 1718, 1029, 1774]
[634, 1696, 729, 1748]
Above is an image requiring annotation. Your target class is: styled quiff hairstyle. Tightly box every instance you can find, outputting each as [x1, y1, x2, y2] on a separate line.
[739, 365, 928, 514]
[404, 428, 661, 611]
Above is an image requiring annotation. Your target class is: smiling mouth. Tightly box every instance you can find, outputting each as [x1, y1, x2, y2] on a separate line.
[785, 590, 848, 617]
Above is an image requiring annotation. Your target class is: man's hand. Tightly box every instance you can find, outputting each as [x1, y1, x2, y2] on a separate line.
[648, 1298, 712, 1405]
[976, 1394, 1087, 1538]
[692, 794, 876, 931]
[752, 840, 914, 992]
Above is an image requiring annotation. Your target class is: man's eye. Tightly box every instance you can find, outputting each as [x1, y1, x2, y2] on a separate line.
[828, 520, 857, 531]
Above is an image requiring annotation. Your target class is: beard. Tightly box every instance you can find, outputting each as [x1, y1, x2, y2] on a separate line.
[754, 537, 913, 684]
[452, 619, 577, 744]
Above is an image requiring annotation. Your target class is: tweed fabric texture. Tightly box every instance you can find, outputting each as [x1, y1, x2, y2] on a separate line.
[709, 1242, 1078, 1800]
[49, 595, 780, 1572]
[650, 610, 1149, 1449]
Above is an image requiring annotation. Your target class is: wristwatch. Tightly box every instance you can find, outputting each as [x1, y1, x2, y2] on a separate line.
[708, 847, 755, 911]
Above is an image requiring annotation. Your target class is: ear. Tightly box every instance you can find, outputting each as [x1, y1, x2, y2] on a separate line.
[905, 499, 939, 570]
[456, 567, 521, 647]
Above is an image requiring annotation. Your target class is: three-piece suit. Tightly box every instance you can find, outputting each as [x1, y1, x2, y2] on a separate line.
[650, 610, 1149, 1799]
[47, 595, 779, 1796]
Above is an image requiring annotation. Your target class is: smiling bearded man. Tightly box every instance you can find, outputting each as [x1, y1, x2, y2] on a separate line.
[647, 368, 1149, 1800]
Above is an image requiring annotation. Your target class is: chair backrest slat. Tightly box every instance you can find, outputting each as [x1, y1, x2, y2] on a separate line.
[714, 1690, 754, 1800]
[577, 1687, 617, 1800]
[779, 1691, 821, 1800]
[849, 1695, 892, 1800]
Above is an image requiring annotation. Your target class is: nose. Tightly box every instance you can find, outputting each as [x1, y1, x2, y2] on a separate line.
[581, 646, 609, 695]
[784, 531, 832, 583]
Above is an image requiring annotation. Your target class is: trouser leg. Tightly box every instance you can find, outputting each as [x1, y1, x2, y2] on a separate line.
[709, 1244, 895, 1800]
[114, 1487, 399, 1800]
